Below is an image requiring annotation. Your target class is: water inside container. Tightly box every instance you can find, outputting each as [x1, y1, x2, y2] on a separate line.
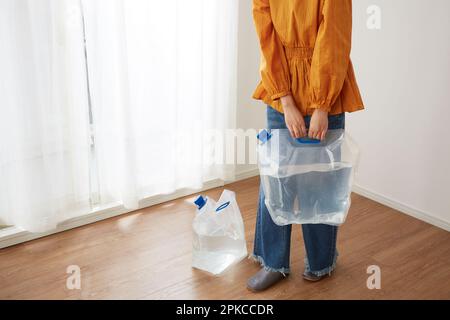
[262, 166, 352, 225]
[192, 234, 247, 275]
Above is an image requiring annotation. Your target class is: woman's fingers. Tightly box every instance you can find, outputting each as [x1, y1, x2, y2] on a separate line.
[309, 127, 328, 140]
[290, 122, 306, 138]
[320, 130, 327, 141]
[293, 125, 301, 138]
[314, 131, 321, 140]
[300, 123, 307, 137]
[295, 125, 327, 140]
[288, 124, 299, 138]
[287, 125, 295, 139]
[309, 109, 329, 140]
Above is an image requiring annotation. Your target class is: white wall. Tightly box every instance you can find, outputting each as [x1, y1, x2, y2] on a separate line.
[237, 0, 263, 129]
[236, 0, 265, 178]
[237, 0, 450, 229]
[349, 0, 450, 228]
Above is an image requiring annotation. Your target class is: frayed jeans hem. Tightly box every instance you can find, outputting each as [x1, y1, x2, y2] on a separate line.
[248, 254, 290, 276]
[304, 251, 338, 277]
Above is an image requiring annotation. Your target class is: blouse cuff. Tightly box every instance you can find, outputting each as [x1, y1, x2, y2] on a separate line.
[270, 90, 291, 101]
[309, 100, 332, 112]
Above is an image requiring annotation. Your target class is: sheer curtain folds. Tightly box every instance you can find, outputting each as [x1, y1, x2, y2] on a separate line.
[0, 0, 239, 232]
[0, 0, 91, 232]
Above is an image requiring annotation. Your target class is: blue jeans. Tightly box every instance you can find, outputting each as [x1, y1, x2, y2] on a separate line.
[251, 106, 345, 276]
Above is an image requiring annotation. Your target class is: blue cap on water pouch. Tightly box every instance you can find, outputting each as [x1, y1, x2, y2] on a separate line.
[194, 195, 206, 210]
[257, 129, 272, 144]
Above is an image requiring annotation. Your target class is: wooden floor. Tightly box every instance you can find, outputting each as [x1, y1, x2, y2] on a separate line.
[0, 177, 449, 300]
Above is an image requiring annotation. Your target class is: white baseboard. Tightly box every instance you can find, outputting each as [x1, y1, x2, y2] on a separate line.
[352, 184, 450, 232]
[0, 203, 126, 249]
[232, 167, 259, 182]
[138, 179, 225, 209]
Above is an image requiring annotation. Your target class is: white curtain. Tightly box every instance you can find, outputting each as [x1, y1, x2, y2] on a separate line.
[0, 0, 239, 232]
[0, 0, 92, 232]
[83, 0, 238, 208]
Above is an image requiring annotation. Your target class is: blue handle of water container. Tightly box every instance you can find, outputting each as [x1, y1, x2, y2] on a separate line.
[215, 201, 230, 213]
[296, 137, 321, 144]
[258, 129, 322, 145]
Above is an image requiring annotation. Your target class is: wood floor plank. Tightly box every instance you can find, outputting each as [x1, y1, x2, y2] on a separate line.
[0, 176, 449, 299]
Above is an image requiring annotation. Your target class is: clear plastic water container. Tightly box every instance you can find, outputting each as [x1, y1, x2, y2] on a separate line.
[192, 190, 247, 275]
[257, 129, 359, 226]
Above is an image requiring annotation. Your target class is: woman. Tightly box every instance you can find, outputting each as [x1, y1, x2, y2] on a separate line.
[248, 0, 364, 292]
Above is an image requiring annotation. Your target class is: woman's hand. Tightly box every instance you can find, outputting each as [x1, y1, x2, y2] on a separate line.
[281, 95, 307, 138]
[309, 109, 328, 140]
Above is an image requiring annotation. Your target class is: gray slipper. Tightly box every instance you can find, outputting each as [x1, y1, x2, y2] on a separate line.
[302, 271, 330, 282]
[247, 268, 287, 292]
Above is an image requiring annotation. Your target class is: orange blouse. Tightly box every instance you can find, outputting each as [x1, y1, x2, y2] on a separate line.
[252, 0, 364, 115]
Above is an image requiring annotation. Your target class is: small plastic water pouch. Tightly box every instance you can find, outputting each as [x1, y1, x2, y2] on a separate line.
[192, 189, 247, 275]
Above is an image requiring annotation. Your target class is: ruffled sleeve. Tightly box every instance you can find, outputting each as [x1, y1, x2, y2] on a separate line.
[309, 0, 353, 111]
[252, 0, 291, 100]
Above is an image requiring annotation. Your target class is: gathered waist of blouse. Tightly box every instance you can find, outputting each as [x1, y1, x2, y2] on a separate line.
[284, 46, 314, 60]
